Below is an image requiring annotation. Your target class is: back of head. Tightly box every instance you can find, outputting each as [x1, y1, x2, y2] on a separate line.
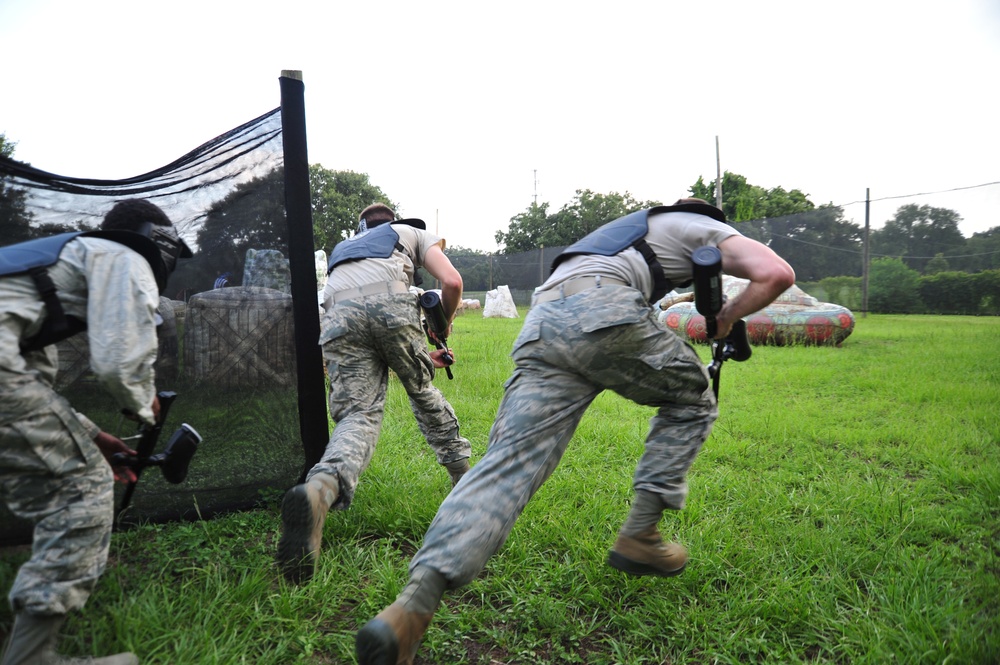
[101, 199, 193, 273]
[357, 202, 396, 233]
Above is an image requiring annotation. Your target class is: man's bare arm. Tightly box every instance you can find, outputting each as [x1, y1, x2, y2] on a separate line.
[422, 244, 464, 321]
[714, 235, 796, 338]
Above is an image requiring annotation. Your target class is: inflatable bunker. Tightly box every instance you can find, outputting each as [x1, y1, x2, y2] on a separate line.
[658, 277, 855, 347]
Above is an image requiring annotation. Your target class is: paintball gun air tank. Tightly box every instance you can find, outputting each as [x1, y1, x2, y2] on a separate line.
[419, 290, 455, 380]
[692, 246, 752, 398]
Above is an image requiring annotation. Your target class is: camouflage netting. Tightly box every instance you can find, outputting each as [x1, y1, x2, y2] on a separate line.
[0, 108, 317, 540]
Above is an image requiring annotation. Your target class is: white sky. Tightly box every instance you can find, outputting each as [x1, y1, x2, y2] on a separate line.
[2, 0, 998, 252]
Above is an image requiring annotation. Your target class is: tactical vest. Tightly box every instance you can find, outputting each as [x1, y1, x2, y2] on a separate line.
[0, 230, 164, 351]
[327, 219, 427, 276]
[550, 203, 727, 302]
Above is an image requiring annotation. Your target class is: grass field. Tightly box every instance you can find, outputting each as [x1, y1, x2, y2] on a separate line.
[1, 313, 998, 664]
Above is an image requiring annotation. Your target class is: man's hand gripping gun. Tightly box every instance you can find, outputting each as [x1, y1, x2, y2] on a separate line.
[419, 291, 454, 380]
[692, 246, 753, 399]
[113, 391, 202, 518]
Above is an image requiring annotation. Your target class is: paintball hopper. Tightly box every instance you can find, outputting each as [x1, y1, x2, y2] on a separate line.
[113, 424, 201, 484]
[691, 246, 752, 399]
[692, 246, 725, 325]
[419, 291, 450, 336]
[418, 290, 455, 379]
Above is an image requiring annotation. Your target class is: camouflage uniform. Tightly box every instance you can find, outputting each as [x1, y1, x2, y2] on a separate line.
[410, 286, 716, 583]
[312, 225, 470, 508]
[409, 209, 740, 586]
[1, 237, 159, 615]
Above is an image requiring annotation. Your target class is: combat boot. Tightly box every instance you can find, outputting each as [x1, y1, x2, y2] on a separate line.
[607, 524, 688, 577]
[0, 613, 138, 665]
[356, 602, 432, 665]
[277, 472, 339, 584]
[444, 458, 470, 487]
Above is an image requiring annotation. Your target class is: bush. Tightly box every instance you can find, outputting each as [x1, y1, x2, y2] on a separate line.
[869, 258, 923, 313]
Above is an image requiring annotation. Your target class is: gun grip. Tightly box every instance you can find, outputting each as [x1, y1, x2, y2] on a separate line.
[729, 320, 752, 362]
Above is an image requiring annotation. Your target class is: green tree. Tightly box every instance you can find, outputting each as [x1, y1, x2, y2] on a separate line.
[0, 133, 36, 244]
[764, 206, 863, 281]
[871, 204, 967, 273]
[690, 171, 861, 280]
[445, 245, 492, 291]
[496, 190, 660, 253]
[310, 166, 395, 253]
[924, 253, 950, 274]
[868, 257, 923, 313]
[953, 226, 1000, 273]
[173, 165, 399, 296]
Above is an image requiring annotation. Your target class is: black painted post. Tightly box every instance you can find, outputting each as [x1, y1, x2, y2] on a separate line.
[279, 70, 328, 479]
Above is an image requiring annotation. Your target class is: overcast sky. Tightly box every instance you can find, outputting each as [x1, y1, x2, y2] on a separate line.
[2, 0, 998, 252]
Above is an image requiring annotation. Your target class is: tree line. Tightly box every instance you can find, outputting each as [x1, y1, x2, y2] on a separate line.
[3, 128, 998, 309]
[490, 171, 1000, 281]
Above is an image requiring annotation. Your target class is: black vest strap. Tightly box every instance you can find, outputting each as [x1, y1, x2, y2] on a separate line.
[631, 239, 671, 303]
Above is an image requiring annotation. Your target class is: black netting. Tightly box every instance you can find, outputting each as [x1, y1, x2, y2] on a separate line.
[1, 108, 317, 540]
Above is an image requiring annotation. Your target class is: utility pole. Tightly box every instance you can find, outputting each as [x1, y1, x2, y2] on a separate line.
[715, 136, 722, 209]
[533, 169, 538, 208]
[861, 188, 871, 317]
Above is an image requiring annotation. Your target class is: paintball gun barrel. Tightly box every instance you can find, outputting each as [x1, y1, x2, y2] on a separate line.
[419, 290, 454, 379]
[692, 246, 752, 398]
[113, 391, 201, 518]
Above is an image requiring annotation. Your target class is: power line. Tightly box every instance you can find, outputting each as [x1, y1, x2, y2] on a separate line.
[832, 180, 1000, 209]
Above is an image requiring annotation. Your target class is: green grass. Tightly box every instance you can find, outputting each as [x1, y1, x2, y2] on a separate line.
[2, 313, 998, 664]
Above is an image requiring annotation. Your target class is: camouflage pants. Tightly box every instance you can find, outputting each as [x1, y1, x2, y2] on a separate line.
[411, 285, 717, 586]
[0, 373, 113, 615]
[312, 293, 471, 508]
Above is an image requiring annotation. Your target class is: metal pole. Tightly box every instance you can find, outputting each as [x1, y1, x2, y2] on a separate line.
[279, 70, 329, 478]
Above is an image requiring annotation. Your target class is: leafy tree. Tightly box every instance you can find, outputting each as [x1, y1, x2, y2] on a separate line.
[871, 204, 967, 273]
[0, 133, 35, 244]
[495, 190, 661, 253]
[310, 166, 395, 253]
[764, 206, 863, 281]
[924, 253, 950, 274]
[868, 257, 923, 313]
[690, 171, 861, 280]
[445, 245, 492, 291]
[953, 226, 1000, 273]
[172, 165, 399, 297]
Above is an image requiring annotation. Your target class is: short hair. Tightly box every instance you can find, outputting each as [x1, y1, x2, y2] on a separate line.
[101, 199, 172, 231]
[674, 197, 712, 206]
[358, 203, 395, 225]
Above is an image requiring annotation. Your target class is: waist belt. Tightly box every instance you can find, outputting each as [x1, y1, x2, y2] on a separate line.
[330, 280, 410, 304]
[532, 276, 629, 304]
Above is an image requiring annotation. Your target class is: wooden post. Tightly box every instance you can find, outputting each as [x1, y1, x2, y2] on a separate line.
[861, 187, 871, 317]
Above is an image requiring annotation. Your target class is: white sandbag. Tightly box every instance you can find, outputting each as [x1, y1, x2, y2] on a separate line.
[483, 285, 519, 318]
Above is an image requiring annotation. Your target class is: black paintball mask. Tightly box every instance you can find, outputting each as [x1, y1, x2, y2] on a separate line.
[149, 222, 194, 275]
[90, 221, 193, 292]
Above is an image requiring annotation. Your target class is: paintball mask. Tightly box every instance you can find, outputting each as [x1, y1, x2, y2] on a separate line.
[150, 223, 194, 275]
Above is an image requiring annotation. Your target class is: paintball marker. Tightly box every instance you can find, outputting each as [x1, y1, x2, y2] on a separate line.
[113, 390, 201, 519]
[418, 290, 454, 380]
[692, 246, 753, 399]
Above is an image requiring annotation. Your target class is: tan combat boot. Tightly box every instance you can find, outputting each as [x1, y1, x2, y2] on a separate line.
[444, 458, 470, 487]
[355, 602, 433, 665]
[607, 524, 688, 577]
[0, 613, 138, 665]
[277, 472, 339, 584]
